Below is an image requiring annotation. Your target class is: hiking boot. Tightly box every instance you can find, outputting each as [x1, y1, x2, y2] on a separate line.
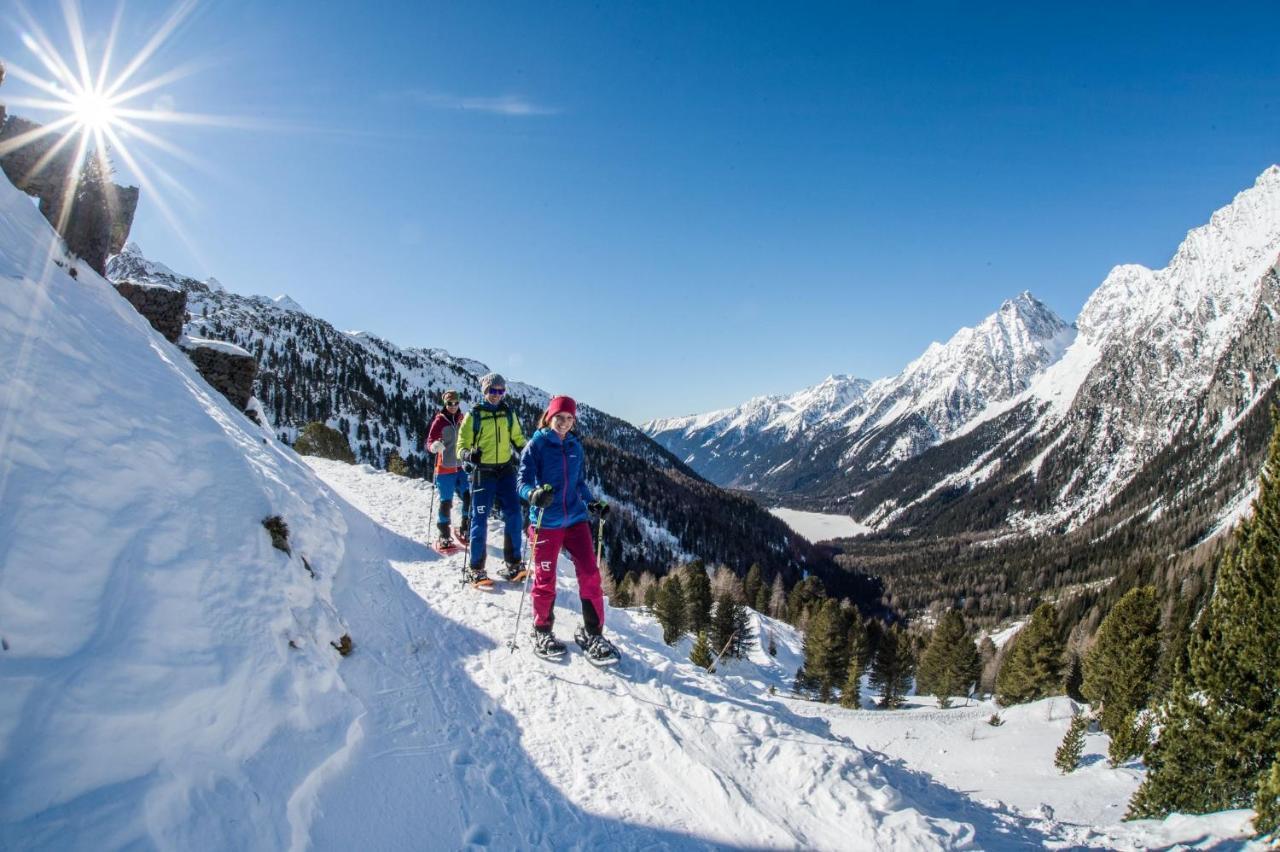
[497, 560, 527, 582]
[574, 626, 620, 666]
[465, 565, 492, 587]
[434, 537, 455, 550]
[531, 629, 566, 659]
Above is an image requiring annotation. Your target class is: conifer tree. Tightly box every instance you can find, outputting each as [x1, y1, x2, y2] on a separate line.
[709, 591, 738, 660]
[1255, 757, 1280, 837]
[637, 572, 659, 612]
[1107, 710, 1150, 767]
[684, 561, 713, 635]
[1055, 713, 1089, 774]
[1128, 414, 1280, 822]
[654, 575, 687, 646]
[995, 603, 1065, 706]
[612, 573, 634, 608]
[795, 599, 847, 701]
[869, 623, 915, 709]
[744, 564, 764, 611]
[755, 575, 771, 614]
[1082, 586, 1160, 735]
[840, 652, 863, 709]
[848, 619, 870, 672]
[768, 574, 788, 621]
[1063, 651, 1085, 702]
[689, 630, 713, 670]
[916, 610, 982, 708]
[731, 595, 754, 659]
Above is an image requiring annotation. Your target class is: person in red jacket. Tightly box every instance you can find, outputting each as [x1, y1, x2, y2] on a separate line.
[517, 395, 619, 665]
[426, 389, 469, 549]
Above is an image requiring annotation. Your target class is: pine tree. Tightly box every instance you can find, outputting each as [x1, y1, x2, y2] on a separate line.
[744, 564, 764, 611]
[612, 572, 634, 608]
[840, 653, 863, 709]
[1255, 757, 1280, 837]
[654, 575, 687, 646]
[755, 575, 771, 614]
[796, 599, 843, 701]
[684, 562, 713, 635]
[995, 603, 1065, 706]
[916, 610, 981, 708]
[1107, 710, 1151, 767]
[689, 630, 713, 670]
[1055, 713, 1089, 774]
[731, 596, 754, 659]
[768, 574, 788, 621]
[1082, 586, 1160, 735]
[869, 623, 915, 709]
[709, 592, 738, 661]
[1128, 414, 1280, 821]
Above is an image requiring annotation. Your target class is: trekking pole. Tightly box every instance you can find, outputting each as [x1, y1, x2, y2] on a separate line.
[508, 511, 544, 652]
[428, 468, 437, 545]
[461, 468, 478, 587]
[595, 514, 605, 568]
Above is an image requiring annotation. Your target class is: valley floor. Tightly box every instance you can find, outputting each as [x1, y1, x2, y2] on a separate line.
[303, 459, 1259, 851]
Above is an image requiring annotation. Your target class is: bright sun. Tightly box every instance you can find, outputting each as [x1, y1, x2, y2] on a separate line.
[0, 1, 239, 249]
[68, 87, 121, 133]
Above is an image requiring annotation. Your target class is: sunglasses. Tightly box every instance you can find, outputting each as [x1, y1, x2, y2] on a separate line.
[485, 387, 506, 396]
[445, 400, 459, 406]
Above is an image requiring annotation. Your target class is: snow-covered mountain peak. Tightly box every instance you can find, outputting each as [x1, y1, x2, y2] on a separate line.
[885, 292, 1073, 396]
[272, 293, 306, 313]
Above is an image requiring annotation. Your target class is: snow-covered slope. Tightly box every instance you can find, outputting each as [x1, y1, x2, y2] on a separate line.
[645, 292, 1072, 493]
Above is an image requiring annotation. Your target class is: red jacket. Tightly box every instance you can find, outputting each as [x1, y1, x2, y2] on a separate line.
[427, 409, 465, 474]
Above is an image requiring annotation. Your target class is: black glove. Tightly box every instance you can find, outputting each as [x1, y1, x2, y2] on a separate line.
[587, 499, 610, 518]
[460, 448, 482, 464]
[530, 484, 554, 509]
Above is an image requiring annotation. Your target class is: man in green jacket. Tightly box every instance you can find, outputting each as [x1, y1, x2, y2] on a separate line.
[457, 373, 528, 586]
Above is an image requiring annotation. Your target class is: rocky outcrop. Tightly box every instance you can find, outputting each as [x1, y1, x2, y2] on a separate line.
[114, 279, 186, 343]
[0, 103, 139, 274]
[183, 338, 258, 412]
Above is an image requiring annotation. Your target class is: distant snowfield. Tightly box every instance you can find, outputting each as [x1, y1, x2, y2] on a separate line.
[769, 507, 870, 542]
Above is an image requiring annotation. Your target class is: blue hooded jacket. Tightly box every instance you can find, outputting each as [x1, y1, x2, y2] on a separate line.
[518, 427, 595, 529]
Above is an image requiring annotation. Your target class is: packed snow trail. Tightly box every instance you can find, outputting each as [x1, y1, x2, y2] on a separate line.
[307, 459, 1061, 850]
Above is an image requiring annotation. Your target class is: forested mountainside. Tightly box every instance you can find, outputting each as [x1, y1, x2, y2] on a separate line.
[651, 168, 1280, 630]
[105, 245, 852, 593]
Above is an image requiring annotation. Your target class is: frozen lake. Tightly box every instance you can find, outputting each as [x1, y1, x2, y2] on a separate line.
[769, 507, 870, 543]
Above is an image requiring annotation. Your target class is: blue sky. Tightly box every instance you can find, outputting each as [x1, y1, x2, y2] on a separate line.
[5, 1, 1279, 424]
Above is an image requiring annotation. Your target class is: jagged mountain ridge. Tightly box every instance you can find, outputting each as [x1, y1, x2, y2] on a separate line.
[646, 167, 1280, 551]
[852, 166, 1280, 535]
[645, 291, 1074, 494]
[105, 245, 825, 585]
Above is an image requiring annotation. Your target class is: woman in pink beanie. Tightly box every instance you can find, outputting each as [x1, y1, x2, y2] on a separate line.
[517, 395, 618, 665]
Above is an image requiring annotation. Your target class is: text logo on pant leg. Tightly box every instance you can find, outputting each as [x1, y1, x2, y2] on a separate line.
[538, 561, 554, 574]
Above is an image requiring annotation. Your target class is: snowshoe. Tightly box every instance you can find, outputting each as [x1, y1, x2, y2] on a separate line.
[465, 565, 494, 590]
[432, 538, 461, 555]
[531, 630, 566, 659]
[497, 560, 528, 583]
[574, 626, 620, 667]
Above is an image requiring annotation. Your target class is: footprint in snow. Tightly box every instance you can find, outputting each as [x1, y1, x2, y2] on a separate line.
[462, 824, 491, 846]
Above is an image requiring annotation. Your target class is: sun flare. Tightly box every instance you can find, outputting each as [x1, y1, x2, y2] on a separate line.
[0, 0, 244, 258]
